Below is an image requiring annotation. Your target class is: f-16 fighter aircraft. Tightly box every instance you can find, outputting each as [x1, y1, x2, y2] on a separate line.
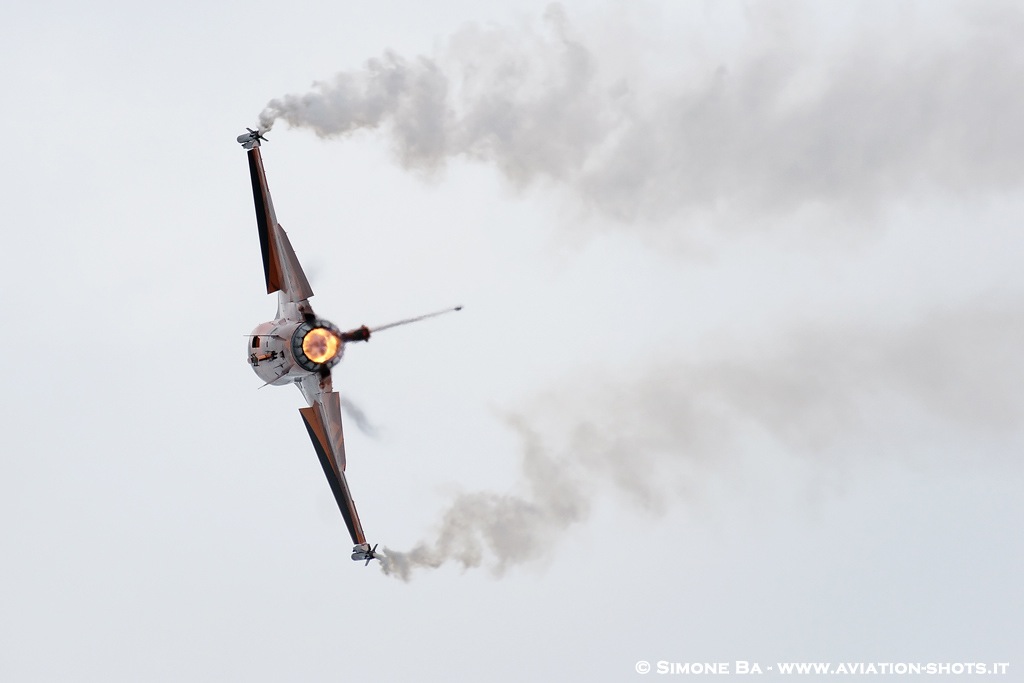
[238, 129, 460, 566]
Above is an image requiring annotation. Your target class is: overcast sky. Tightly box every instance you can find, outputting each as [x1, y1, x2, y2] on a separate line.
[2, 1, 1021, 680]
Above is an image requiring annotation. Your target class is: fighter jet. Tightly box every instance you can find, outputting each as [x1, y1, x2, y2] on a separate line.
[238, 128, 459, 565]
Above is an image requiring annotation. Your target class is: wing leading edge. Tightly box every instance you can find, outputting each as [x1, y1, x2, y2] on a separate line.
[246, 143, 315, 303]
[298, 393, 368, 546]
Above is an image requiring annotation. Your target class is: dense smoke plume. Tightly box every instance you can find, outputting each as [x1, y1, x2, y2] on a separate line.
[258, 4, 1024, 225]
[381, 303, 1024, 580]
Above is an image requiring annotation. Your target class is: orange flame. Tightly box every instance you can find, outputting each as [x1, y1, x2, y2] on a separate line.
[302, 327, 341, 364]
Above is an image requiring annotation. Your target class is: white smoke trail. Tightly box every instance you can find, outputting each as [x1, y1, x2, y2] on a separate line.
[380, 417, 589, 581]
[257, 3, 1024, 226]
[380, 302, 1024, 580]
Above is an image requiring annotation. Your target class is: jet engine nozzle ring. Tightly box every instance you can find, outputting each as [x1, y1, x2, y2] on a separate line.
[291, 320, 344, 372]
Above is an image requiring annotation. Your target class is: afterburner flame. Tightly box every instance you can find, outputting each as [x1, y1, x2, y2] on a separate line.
[302, 327, 341, 364]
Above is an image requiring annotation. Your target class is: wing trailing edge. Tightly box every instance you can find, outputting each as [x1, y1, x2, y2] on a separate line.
[299, 395, 367, 546]
[246, 145, 315, 303]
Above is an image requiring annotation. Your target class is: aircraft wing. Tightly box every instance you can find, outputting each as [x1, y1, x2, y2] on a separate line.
[244, 141, 315, 304]
[298, 390, 368, 546]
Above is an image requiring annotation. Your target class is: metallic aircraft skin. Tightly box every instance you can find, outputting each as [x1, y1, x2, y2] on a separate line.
[239, 129, 376, 564]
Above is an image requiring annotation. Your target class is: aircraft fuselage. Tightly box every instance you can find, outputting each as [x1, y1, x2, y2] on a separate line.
[248, 316, 347, 387]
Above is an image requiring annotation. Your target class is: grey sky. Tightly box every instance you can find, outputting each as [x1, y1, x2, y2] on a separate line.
[1, 1, 1020, 680]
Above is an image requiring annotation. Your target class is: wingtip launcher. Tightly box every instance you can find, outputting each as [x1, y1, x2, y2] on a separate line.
[237, 127, 268, 149]
[351, 543, 380, 566]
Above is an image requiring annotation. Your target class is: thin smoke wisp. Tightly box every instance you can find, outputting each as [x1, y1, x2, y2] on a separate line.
[340, 396, 380, 438]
